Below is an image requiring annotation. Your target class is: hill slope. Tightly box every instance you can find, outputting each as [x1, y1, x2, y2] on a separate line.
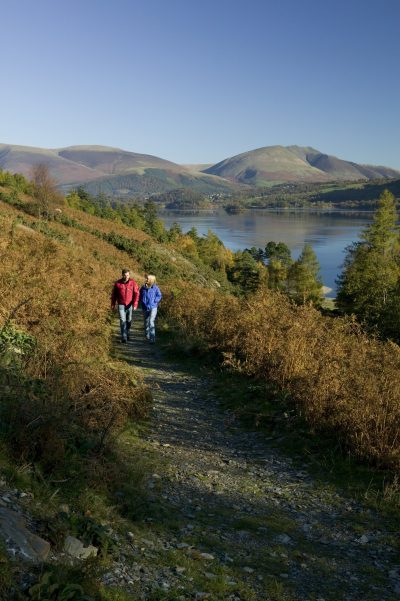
[66, 168, 236, 197]
[0, 143, 237, 197]
[0, 143, 104, 184]
[2, 142, 398, 196]
[204, 145, 400, 185]
[57, 145, 184, 175]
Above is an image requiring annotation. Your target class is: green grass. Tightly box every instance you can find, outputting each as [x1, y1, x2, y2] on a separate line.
[98, 590, 137, 601]
[0, 543, 14, 599]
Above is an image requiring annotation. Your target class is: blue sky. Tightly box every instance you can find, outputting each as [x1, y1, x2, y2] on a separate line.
[2, 0, 400, 167]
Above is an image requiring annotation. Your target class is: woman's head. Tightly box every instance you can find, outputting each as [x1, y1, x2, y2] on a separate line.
[145, 274, 156, 286]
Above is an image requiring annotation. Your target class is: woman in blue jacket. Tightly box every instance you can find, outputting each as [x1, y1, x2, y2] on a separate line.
[140, 274, 162, 343]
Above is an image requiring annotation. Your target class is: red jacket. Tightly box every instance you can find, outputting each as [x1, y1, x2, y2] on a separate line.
[111, 278, 139, 309]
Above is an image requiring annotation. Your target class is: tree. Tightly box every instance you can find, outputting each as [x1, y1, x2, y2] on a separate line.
[264, 241, 293, 290]
[197, 230, 233, 272]
[336, 190, 400, 337]
[187, 226, 200, 243]
[265, 241, 292, 266]
[31, 164, 64, 216]
[228, 250, 267, 293]
[168, 222, 183, 242]
[288, 243, 323, 305]
[245, 246, 265, 262]
[143, 200, 168, 241]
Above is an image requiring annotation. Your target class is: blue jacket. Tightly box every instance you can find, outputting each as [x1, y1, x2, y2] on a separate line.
[140, 284, 162, 310]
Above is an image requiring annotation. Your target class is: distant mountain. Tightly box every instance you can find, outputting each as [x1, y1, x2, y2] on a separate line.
[1, 142, 398, 197]
[181, 163, 214, 172]
[57, 145, 183, 176]
[0, 143, 103, 184]
[0, 143, 237, 196]
[203, 145, 400, 185]
[0, 144, 189, 183]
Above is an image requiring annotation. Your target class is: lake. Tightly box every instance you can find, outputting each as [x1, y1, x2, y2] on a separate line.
[160, 209, 373, 294]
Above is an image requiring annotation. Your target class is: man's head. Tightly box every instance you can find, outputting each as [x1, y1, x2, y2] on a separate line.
[121, 269, 130, 282]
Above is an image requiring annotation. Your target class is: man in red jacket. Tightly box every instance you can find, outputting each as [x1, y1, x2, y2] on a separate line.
[111, 269, 139, 343]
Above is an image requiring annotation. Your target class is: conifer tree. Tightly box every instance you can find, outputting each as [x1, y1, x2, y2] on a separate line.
[336, 190, 400, 337]
[288, 243, 323, 305]
[228, 250, 267, 293]
[143, 200, 168, 241]
[264, 241, 292, 290]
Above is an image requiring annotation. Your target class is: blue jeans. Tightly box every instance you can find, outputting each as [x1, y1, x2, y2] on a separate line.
[143, 308, 157, 342]
[118, 304, 133, 340]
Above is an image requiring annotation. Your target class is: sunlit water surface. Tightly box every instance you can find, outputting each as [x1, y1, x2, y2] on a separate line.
[160, 209, 373, 294]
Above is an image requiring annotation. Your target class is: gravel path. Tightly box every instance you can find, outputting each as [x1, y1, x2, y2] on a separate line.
[111, 316, 400, 601]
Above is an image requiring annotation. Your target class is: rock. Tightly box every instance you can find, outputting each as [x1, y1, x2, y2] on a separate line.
[243, 566, 254, 573]
[195, 593, 210, 600]
[63, 535, 98, 559]
[358, 535, 369, 544]
[141, 538, 153, 547]
[223, 554, 234, 563]
[175, 566, 186, 575]
[276, 534, 292, 544]
[127, 531, 135, 540]
[0, 508, 50, 563]
[199, 552, 214, 560]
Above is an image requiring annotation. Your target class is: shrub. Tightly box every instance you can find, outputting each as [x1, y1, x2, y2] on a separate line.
[0, 210, 150, 478]
[164, 284, 400, 469]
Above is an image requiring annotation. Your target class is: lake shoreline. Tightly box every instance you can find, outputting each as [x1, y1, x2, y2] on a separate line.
[159, 209, 372, 294]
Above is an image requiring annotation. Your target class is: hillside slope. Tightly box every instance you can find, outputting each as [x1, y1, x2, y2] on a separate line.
[0, 143, 104, 183]
[66, 167, 237, 197]
[0, 143, 238, 197]
[204, 145, 400, 185]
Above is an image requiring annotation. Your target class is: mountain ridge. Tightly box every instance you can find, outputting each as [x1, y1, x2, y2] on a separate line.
[203, 144, 400, 185]
[1, 142, 399, 197]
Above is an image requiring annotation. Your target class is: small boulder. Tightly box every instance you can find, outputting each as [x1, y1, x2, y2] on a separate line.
[63, 535, 98, 559]
[0, 508, 50, 563]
